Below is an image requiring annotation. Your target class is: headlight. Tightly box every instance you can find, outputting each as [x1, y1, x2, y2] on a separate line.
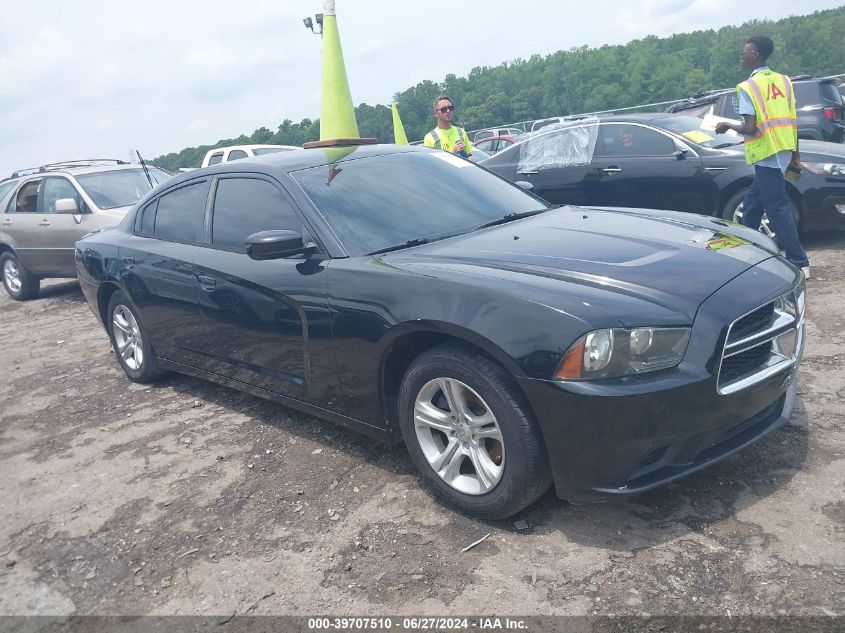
[802, 162, 845, 178]
[555, 327, 691, 380]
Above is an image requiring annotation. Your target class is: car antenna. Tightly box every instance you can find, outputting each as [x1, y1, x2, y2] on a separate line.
[135, 150, 155, 188]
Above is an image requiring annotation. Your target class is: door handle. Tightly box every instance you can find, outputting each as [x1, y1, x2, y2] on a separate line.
[196, 274, 216, 292]
[601, 168, 623, 174]
[39, 220, 52, 226]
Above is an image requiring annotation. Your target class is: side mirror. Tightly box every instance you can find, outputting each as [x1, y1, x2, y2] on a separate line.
[55, 198, 79, 214]
[245, 230, 316, 260]
[672, 149, 689, 160]
[515, 180, 535, 191]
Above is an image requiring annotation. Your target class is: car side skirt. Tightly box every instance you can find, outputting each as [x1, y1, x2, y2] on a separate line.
[157, 358, 395, 444]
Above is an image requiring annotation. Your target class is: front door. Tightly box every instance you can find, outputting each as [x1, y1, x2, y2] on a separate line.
[193, 175, 340, 408]
[587, 123, 707, 212]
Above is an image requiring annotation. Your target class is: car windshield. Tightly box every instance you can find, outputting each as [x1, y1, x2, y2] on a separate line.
[652, 115, 742, 148]
[291, 150, 549, 256]
[75, 168, 172, 210]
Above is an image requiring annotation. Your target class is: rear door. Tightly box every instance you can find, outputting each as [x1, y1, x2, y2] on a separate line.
[511, 125, 597, 206]
[193, 174, 339, 408]
[120, 178, 209, 367]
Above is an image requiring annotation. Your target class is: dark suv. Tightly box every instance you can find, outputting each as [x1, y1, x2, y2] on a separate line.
[667, 76, 845, 143]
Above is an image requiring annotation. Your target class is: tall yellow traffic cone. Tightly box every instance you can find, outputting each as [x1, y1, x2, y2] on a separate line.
[319, 0, 359, 140]
[391, 102, 409, 145]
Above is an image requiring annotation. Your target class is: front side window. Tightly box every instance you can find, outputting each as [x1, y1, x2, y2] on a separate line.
[207, 153, 224, 166]
[212, 177, 303, 250]
[42, 177, 81, 213]
[596, 124, 675, 157]
[153, 181, 208, 243]
[10, 180, 41, 213]
[291, 151, 548, 256]
[75, 168, 171, 210]
[228, 150, 248, 161]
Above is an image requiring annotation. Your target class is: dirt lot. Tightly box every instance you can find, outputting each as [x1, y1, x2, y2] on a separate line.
[0, 235, 843, 621]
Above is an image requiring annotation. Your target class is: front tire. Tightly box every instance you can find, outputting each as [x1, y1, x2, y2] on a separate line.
[1, 252, 40, 301]
[398, 344, 552, 519]
[107, 291, 167, 383]
[721, 188, 802, 239]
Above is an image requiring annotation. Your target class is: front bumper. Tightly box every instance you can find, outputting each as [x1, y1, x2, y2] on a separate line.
[519, 368, 795, 502]
[519, 256, 803, 502]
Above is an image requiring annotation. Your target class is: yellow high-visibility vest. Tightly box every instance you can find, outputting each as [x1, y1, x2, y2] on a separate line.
[737, 69, 798, 165]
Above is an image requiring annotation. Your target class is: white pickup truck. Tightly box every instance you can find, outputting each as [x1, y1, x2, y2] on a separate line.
[200, 144, 299, 168]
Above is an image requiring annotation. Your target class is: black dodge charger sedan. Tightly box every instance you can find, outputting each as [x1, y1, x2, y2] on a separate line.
[76, 144, 806, 519]
[482, 113, 845, 236]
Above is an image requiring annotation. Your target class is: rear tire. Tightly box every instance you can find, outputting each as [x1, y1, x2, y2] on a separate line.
[107, 291, 167, 383]
[1, 252, 39, 301]
[398, 343, 552, 519]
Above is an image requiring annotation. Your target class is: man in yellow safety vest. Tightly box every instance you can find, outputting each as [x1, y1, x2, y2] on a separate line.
[715, 35, 810, 278]
[423, 95, 473, 160]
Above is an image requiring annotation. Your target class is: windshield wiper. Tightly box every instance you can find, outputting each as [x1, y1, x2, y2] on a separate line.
[474, 208, 550, 230]
[367, 237, 431, 256]
[712, 141, 743, 148]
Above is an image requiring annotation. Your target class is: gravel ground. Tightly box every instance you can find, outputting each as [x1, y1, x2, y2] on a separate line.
[0, 234, 843, 621]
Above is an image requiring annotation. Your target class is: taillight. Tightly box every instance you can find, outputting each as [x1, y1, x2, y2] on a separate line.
[823, 107, 842, 122]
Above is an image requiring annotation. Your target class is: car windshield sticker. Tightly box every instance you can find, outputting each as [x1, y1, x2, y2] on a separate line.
[705, 233, 750, 251]
[682, 130, 714, 144]
[518, 118, 599, 172]
[428, 152, 473, 168]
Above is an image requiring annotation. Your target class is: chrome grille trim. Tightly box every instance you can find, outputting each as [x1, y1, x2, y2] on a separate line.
[717, 285, 805, 396]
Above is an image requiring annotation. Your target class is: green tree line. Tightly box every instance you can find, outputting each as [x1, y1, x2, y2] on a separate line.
[151, 7, 845, 171]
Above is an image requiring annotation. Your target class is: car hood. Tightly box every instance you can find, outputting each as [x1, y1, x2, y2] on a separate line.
[384, 206, 777, 323]
[800, 139, 845, 161]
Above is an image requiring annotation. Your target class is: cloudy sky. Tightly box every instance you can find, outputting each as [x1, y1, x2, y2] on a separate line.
[1, 0, 842, 177]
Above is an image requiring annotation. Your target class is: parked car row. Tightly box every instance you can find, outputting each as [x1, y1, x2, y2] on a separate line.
[70, 142, 806, 518]
[0, 160, 173, 300]
[481, 113, 845, 236]
[666, 75, 845, 143]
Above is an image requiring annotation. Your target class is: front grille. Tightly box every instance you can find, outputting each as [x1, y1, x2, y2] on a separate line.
[728, 302, 774, 344]
[719, 344, 772, 383]
[717, 285, 805, 395]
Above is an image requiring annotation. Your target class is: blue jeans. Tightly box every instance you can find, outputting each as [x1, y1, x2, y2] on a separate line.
[742, 165, 809, 268]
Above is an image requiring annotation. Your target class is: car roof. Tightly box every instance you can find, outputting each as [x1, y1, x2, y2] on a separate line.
[8, 161, 161, 180]
[206, 144, 299, 152]
[165, 143, 426, 187]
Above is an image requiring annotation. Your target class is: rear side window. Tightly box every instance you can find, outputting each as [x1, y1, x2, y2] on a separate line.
[207, 153, 224, 166]
[819, 82, 843, 104]
[228, 150, 248, 161]
[211, 177, 303, 250]
[11, 180, 41, 213]
[153, 181, 208, 243]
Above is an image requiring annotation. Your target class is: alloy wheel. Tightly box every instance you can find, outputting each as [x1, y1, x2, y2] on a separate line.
[413, 378, 505, 495]
[732, 202, 775, 239]
[112, 305, 144, 371]
[3, 259, 21, 293]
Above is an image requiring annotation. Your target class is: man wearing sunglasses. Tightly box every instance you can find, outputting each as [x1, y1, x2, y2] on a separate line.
[423, 95, 474, 160]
